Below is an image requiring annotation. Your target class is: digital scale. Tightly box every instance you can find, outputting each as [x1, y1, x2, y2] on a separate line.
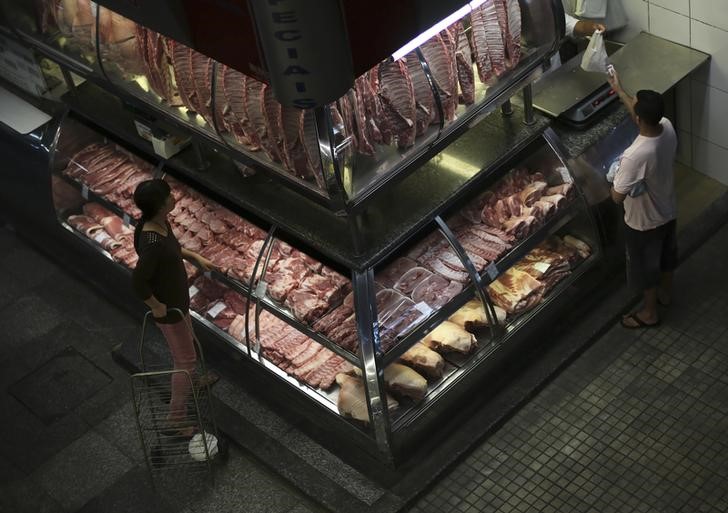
[534, 32, 710, 130]
[533, 41, 622, 129]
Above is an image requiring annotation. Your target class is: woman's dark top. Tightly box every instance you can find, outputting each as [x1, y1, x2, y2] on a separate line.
[132, 224, 189, 324]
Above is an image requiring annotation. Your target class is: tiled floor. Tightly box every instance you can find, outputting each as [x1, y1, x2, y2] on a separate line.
[3, 201, 728, 512]
[408, 214, 728, 512]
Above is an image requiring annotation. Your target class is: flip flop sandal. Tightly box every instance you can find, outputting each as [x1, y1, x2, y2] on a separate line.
[621, 313, 660, 329]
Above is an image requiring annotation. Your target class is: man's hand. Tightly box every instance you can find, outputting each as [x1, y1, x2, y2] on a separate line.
[574, 20, 607, 38]
[607, 67, 621, 92]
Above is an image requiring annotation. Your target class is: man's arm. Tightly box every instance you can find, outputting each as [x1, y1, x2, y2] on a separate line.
[611, 188, 626, 204]
[607, 68, 636, 121]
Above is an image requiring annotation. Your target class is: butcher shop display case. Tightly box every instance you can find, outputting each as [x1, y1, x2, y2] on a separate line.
[1, 0, 565, 210]
[39, 108, 601, 463]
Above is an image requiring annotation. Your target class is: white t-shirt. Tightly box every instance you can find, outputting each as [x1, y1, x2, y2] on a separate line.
[613, 118, 678, 231]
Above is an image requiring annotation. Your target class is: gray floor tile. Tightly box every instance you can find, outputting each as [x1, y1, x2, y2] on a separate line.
[0, 393, 90, 474]
[0, 295, 63, 358]
[95, 402, 146, 464]
[32, 430, 133, 511]
[0, 475, 64, 513]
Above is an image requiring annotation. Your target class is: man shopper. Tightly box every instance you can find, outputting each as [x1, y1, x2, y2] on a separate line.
[607, 69, 678, 329]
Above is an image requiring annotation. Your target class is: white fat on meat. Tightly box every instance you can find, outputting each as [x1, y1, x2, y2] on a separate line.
[336, 374, 399, 422]
[383, 363, 428, 402]
[422, 321, 477, 354]
[399, 343, 445, 380]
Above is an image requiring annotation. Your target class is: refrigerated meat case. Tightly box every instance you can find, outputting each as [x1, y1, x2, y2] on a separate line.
[0, 1, 606, 468]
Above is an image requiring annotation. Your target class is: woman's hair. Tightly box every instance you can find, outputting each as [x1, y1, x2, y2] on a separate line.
[133, 179, 171, 250]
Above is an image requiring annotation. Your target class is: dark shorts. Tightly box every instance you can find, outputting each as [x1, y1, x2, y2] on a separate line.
[624, 219, 678, 291]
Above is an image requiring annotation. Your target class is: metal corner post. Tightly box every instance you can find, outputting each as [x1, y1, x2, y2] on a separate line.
[523, 84, 536, 126]
[352, 269, 393, 462]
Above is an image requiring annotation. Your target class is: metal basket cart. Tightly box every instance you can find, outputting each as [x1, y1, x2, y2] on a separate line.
[131, 308, 226, 487]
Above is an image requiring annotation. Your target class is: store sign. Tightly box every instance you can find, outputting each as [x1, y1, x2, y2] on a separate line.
[248, 0, 353, 108]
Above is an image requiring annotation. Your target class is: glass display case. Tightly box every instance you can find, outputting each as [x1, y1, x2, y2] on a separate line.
[46, 112, 601, 459]
[2, 0, 564, 207]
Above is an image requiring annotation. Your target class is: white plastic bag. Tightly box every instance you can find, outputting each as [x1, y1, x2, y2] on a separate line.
[188, 432, 219, 461]
[580, 29, 609, 73]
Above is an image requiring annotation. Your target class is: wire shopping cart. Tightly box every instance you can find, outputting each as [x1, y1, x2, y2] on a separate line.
[131, 308, 226, 487]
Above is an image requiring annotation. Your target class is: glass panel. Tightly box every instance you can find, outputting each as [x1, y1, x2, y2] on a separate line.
[1, 0, 100, 71]
[487, 215, 597, 327]
[213, 64, 328, 193]
[97, 8, 219, 137]
[335, 0, 560, 199]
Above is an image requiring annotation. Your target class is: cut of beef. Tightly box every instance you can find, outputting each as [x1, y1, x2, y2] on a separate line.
[483, 0, 506, 77]
[394, 267, 433, 296]
[454, 21, 476, 105]
[419, 34, 457, 122]
[377, 257, 418, 288]
[378, 59, 417, 148]
[405, 51, 436, 135]
[505, 0, 522, 68]
[470, 3, 494, 84]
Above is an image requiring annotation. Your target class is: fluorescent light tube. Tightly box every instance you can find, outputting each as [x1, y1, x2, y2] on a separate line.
[391, 0, 487, 61]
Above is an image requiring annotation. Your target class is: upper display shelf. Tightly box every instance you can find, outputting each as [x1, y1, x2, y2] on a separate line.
[0, 0, 562, 211]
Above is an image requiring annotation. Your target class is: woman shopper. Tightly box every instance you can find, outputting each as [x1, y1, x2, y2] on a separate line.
[132, 178, 217, 436]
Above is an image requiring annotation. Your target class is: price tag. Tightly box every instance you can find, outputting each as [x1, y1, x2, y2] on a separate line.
[255, 280, 268, 298]
[207, 302, 227, 319]
[415, 301, 433, 316]
[122, 213, 131, 226]
[486, 263, 499, 280]
[189, 285, 200, 298]
[557, 166, 573, 184]
[81, 184, 89, 200]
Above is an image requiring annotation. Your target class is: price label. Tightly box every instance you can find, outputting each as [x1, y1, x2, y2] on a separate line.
[486, 263, 499, 280]
[255, 280, 268, 298]
[189, 285, 200, 298]
[207, 302, 227, 319]
[415, 301, 433, 316]
[81, 184, 89, 200]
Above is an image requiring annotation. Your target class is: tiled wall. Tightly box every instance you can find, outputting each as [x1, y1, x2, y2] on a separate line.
[614, 0, 728, 184]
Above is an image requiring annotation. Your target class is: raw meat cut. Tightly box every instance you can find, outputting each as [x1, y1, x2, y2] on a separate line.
[377, 257, 418, 288]
[505, 0, 522, 68]
[454, 21, 476, 105]
[483, 0, 507, 77]
[336, 374, 398, 422]
[422, 321, 477, 354]
[419, 34, 457, 122]
[470, 3, 494, 84]
[394, 267, 432, 296]
[488, 267, 545, 314]
[378, 59, 417, 148]
[399, 343, 445, 379]
[405, 52, 436, 136]
[384, 364, 427, 401]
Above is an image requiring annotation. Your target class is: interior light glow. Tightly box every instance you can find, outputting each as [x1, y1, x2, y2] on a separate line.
[391, 0, 487, 61]
[436, 153, 481, 178]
